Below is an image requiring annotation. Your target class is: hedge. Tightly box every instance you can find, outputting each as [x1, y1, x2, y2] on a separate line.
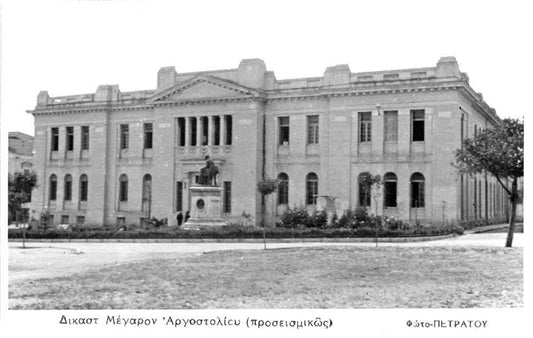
[8, 224, 464, 240]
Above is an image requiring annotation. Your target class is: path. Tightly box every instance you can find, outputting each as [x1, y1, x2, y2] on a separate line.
[8, 232, 523, 283]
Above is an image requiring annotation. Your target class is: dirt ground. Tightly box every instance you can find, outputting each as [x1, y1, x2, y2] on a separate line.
[9, 245, 522, 309]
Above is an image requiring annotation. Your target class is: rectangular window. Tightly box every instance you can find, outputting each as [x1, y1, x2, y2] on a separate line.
[384, 110, 398, 142]
[411, 181, 425, 208]
[51, 127, 59, 151]
[80, 180, 88, 201]
[64, 179, 72, 201]
[49, 180, 57, 201]
[474, 179, 478, 219]
[176, 181, 183, 212]
[177, 118, 186, 146]
[76, 216, 85, 225]
[359, 112, 372, 143]
[190, 118, 197, 146]
[119, 178, 128, 202]
[278, 181, 289, 205]
[223, 181, 232, 213]
[61, 215, 69, 224]
[307, 115, 319, 145]
[201, 116, 209, 146]
[411, 109, 425, 142]
[66, 127, 74, 151]
[120, 124, 129, 149]
[214, 116, 220, 145]
[278, 116, 290, 145]
[225, 115, 232, 145]
[144, 123, 153, 149]
[81, 126, 90, 150]
[461, 114, 465, 144]
[384, 181, 397, 207]
[358, 182, 371, 207]
[306, 178, 319, 205]
[48, 215, 54, 227]
[479, 182, 482, 219]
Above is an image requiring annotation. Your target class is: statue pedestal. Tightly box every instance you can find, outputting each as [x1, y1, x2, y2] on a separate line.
[183, 185, 226, 229]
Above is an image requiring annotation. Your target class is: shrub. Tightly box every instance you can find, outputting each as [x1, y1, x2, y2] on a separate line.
[354, 207, 369, 222]
[329, 212, 339, 228]
[279, 206, 310, 228]
[336, 210, 352, 228]
[305, 210, 328, 228]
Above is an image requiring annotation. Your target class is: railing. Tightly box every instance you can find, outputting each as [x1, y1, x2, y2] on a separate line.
[176, 145, 232, 157]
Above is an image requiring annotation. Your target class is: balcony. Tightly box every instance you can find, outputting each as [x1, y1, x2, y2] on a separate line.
[277, 144, 289, 156]
[175, 145, 232, 159]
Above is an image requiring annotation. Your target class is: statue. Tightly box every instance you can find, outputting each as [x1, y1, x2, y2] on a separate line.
[198, 155, 219, 186]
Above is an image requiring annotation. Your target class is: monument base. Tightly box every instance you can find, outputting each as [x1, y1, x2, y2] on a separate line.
[182, 185, 226, 229]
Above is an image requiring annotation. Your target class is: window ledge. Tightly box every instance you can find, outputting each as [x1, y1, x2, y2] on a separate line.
[306, 144, 319, 155]
[143, 148, 153, 158]
[118, 201, 128, 211]
[277, 144, 290, 156]
[50, 151, 61, 160]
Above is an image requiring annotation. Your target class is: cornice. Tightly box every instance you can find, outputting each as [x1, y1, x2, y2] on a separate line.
[267, 82, 462, 102]
[28, 95, 267, 115]
[28, 104, 153, 116]
[28, 78, 496, 119]
[153, 95, 267, 107]
[456, 86, 500, 126]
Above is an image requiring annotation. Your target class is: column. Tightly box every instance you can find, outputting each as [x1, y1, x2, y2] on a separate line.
[208, 115, 214, 146]
[196, 117, 202, 146]
[220, 115, 226, 146]
[185, 117, 191, 146]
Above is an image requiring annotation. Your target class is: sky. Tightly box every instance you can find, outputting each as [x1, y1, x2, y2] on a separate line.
[1, 0, 531, 137]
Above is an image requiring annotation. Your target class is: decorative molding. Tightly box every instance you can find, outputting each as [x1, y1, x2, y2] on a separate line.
[150, 75, 264, 103]
[29, 77, 496, 124]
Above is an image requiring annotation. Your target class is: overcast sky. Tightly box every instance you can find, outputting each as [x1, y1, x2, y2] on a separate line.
[1, 0, 531, 136]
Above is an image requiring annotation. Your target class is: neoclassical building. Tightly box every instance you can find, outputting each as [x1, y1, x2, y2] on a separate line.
[28, 57, 509, 226]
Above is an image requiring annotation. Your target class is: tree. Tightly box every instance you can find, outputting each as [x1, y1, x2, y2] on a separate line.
[455, 118, 523, 247]
[8, 171, 38, 248]
[257, 178, 279, 249]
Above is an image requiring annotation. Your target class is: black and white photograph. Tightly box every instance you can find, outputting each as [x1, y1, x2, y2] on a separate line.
[0, 0, 529, 337]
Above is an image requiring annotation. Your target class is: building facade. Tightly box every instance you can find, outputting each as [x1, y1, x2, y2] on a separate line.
[8, 132, 34, 175]
[28, 57, 509, 227]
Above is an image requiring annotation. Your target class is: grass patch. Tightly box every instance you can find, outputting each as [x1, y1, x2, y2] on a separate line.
[9, 246, 522, 309]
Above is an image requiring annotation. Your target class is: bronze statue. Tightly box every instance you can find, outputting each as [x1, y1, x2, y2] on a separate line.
[198, 155, 219, 186]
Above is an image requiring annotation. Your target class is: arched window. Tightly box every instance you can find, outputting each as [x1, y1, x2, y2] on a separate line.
[410, 172, 425, 208]
[64, 174, 72, 201]
[358, 172, 372, 207]
[383, 172, 398, 208]
[277, 173, 289, 205]
[142, 174, 152, 214]
[49, 174, 57, 201]
[79, 174, 88, 202]
[119, 174, 128, 202]
[306, 173, 318, 205]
